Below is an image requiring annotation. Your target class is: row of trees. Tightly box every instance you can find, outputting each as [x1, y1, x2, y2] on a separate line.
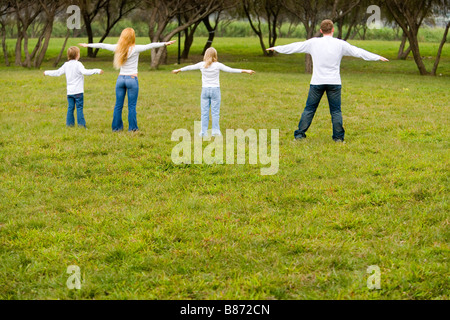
[0, 0, 448, 75]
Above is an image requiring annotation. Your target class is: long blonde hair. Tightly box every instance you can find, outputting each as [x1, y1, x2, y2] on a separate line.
[203, 47, 218, 68]
[114, 28, 136, 69]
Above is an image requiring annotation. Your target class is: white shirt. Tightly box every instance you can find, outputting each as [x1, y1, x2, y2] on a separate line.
[180, 62, 242, 87]
[44, 60, 102, 95]
[86, 43, 166, 75]
[273, 36, 381, 85]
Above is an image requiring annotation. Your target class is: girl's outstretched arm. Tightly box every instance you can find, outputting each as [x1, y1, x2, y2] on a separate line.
[172, 62, 203, 74]
[241, 70, 255, 75]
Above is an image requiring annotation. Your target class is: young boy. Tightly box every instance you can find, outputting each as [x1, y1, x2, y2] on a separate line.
[44, 46, 103, 128]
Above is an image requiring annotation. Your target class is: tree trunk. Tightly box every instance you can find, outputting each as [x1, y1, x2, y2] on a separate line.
[0, 22, 9, 66]
[34, 18, 54, 68]
[14, 23, 23, 66]
[431, 21, 449, 76]
[22, 31, 32, 68]
[397, 32, 411, 60]
[304, 27, 314, 74]
[305, 54, 312, 74]
[181, 21, 200, 59]
[151, 46, 167, 69]
[85, 19, 95, 58]
[202, 15, 217, 55]
[54, 30, 71, 67]
[408, 31, 430, 75]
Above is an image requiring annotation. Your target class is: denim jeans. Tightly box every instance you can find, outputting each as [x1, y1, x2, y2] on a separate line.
[112, 75, 139, 131]
[200, 87, 221, 136]
[294, 84, 345, 141]
[67, 93, 86, 127]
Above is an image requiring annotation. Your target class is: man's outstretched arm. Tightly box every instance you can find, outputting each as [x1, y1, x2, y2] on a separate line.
[342, 42, 388, 61]
[267, 41, 310, 54]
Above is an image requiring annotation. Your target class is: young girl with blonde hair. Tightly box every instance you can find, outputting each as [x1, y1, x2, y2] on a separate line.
[172, 47, 255, 136]
[80, 28, 175, 131]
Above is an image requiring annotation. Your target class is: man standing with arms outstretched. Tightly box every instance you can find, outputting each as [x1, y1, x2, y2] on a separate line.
[267, 19, 389, 142]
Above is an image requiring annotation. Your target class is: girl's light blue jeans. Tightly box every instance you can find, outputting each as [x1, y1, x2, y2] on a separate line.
[200, 87, 221, 136]
[112, 75, 139, 131]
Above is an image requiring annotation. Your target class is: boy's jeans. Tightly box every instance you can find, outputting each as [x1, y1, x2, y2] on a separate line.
[112, 75, 139, 131]
[200, 87, 221, 136]
[294, 84, 345, 141]
[67, 93, 86, 127]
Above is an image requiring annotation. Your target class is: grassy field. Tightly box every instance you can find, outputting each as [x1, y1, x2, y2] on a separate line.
[0, 36, 449, 300]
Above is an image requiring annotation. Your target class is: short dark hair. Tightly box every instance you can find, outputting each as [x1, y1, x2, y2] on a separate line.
[67, 46, 80, 60]
[320, 19, 334, 34]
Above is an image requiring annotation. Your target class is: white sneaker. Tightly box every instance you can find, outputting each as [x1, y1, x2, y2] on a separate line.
[211, 130, 222, 137]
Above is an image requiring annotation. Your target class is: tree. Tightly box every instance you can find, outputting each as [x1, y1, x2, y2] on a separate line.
[76, 0, 108, 58]
[0, 1, 12, 66]
[385, 0, 449, 75]
[11, 0, 64, 68]
[201, 11, 222, 55]
[91, 0, 140, 57]
[144, 0, 222, 69]
[282, 0, 362, 73]
[241, 0, 284, 56]
[32, 0, 66, 68]
[12, 0, 41, 66]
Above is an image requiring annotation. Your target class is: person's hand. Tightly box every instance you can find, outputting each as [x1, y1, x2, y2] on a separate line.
[380, 56, 389, 62]
[43, 72, 46, 76]
[165, 40, 176, 46]
[172, 69, 181, 74]
[78, 43, 88, 48]
[99, 70, 104, 75]
[266, 47, 275, 52]
[244, 70, 255, 75]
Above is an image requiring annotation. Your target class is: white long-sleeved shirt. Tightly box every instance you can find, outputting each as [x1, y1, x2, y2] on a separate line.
[180, 62, 242, 87]
[86, 43, 166, 75]
[273, 36, 381, 85]
[44, 60, 102, 95]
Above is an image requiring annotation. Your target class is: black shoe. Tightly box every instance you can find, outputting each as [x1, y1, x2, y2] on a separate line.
[294, 135, 306, 141]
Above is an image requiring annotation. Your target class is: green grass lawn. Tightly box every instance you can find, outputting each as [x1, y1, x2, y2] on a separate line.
[0, 36, 449, 299]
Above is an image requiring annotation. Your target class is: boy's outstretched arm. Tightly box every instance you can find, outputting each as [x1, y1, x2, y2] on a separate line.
[78, 63, 103, 76]
[44, 65, 65, 77]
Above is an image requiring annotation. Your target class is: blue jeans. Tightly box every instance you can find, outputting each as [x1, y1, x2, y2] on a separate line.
[294, 84, 345, 141]
[112, 75, 139, 131]
[67, 93, 86, 127]
[200, 87, 221, 135]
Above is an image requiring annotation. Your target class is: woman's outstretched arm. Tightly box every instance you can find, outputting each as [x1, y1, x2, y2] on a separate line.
[135, 40, 176, 53]
[79, 43, 117, 52]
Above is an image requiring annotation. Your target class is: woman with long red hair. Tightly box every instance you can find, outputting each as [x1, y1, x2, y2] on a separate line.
[80, 28, 175, 131]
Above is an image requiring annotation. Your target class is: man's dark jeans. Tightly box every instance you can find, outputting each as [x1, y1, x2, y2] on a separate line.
[294, 84, 345, 141]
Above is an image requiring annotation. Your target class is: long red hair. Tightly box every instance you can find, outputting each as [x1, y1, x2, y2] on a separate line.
[114, 28, 136, 69]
